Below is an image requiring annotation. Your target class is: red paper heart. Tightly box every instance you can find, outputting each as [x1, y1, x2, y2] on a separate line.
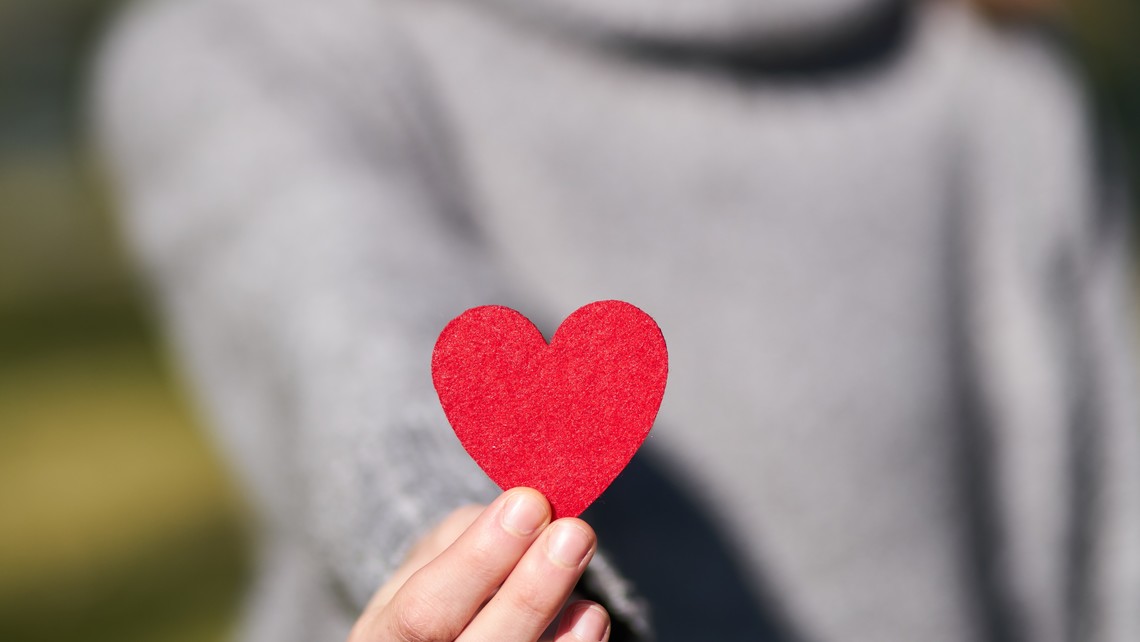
[432, 300, 668, 518]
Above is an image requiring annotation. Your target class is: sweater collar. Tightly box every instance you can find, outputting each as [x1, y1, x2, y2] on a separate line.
[474, 0, 912, 54]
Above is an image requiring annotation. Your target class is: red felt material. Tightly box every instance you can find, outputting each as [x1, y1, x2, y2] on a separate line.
[432, 300, 668, 518]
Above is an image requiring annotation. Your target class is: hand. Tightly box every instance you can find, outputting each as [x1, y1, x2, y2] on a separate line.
[348, 488, 612, 642]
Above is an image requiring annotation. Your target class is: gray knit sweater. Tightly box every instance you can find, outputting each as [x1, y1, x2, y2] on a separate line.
[96, 0, 1140, 640]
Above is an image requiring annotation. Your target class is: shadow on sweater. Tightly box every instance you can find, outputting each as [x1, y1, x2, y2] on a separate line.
[583, 445, 802, 642]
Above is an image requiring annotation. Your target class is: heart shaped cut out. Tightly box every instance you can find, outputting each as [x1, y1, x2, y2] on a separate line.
[432, 300, 668, 518]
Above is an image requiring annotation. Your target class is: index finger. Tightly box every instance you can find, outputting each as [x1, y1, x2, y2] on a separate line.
[353, 488, 552, 642]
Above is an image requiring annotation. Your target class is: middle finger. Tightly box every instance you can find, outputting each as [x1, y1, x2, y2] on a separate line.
[458, 518, 597, 642]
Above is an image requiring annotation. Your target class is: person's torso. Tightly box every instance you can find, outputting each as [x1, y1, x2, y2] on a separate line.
[393, 3, 980, 639]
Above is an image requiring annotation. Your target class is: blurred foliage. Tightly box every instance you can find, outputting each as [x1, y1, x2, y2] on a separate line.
[0, 0, 250, 641]
[0, 0, 1136, 640]
[0, 345, 247, 642]
[1070, 0, 1140, 201]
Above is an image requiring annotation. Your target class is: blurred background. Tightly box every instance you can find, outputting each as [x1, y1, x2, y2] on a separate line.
[0, 1, 248, 641]
[0, 0, 1137, 640]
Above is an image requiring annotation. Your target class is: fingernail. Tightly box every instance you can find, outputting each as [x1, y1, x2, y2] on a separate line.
[547, 522, 592, 568]
[571, 605, 610, 642]
[501, 491, 547, 536]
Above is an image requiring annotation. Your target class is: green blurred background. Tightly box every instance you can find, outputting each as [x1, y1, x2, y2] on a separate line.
[0, 1, 1137, 641]
[0, 1, 248, 641]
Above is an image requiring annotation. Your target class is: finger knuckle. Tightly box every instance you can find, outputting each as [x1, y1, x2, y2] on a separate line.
[503, 580, 557, 629]
[461, 535, 504, 584]
[390, 597, 452, 642]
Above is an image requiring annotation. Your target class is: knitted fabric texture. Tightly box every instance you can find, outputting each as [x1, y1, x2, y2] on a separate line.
[96, 0, 1140, 640]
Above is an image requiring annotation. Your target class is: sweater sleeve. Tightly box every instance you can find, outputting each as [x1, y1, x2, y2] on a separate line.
[958, 23, 1140, 642]
[96, 4, 652, 638]
[1080, 158, 1140, 642]
[95, 0, 515, 610]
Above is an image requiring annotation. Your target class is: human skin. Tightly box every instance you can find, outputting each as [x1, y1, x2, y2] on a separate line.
[348, 488, 611, 642]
